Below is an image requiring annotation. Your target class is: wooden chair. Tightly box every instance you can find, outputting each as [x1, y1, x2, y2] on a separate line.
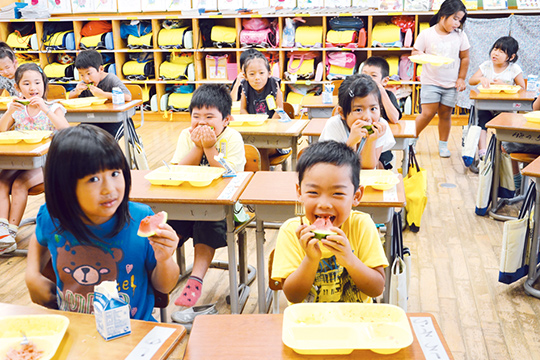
[125, 84, 144, 127]
[47, 84, 67, 100]
[174, 145, 261, 311]
[283, 102, 295, 120]
[267, 248, 283, 314]
[510, 152, 538, 197]
[331, 80, 343, 95]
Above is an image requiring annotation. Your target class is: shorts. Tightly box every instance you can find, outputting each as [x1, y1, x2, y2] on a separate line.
[379, 150, 393, 169]
[502, 141, 540, 155]
[477, 110, 500, 130]
[420, 84, 457, 108]
[169, 219, 227, 249]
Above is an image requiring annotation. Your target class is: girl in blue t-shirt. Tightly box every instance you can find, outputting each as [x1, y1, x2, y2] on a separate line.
[25, 124, 180, 321]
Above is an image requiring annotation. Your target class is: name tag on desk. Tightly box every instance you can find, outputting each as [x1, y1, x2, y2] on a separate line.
[87, 113, 95, 118]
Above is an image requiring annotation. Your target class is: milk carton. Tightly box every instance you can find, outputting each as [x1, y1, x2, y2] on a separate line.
[322, 83, 334, 104]
[527, 75, 539, 95]
[94, 280, 131, 341]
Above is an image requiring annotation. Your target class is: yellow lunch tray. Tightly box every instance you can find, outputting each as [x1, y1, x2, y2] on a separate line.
[408, 54, 454, 66]
[145, 165, 226, 187]
[282, 303, 413, 355]
[229, 114, 269, 126]
[477, 85, 521, 94]
[360, 169, 399, 191]
[524, 111, 540, 124]
[0, 314, 69, 360]
[0, 130, 52, 145]
[232, 101, 241, 114]
[60, 97, 107, 108]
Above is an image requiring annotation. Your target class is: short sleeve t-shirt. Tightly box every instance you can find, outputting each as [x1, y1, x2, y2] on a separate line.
[241, 77, 280, 118]
[414, 26, 470, 88]
[36, 202, 158, 321]
[382, 89, 402, 122]
[271, 211, 389, 303]
[79, 73, 130, 98]
[9, 103, 66, 131]
[479, 61, 522, 85]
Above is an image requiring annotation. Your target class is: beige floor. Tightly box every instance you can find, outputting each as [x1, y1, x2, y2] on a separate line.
[1, 122, 540, 360]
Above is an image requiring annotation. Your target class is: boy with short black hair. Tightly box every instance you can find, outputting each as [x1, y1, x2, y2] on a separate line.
[271, 141, 388, 304]
[169, 84, 246, 309]
[71, 50, 132, 137]
[362, 56, 402, 124]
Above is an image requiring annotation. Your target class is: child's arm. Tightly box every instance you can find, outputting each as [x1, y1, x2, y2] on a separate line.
[456, 49, 470, 92]
[32, 99, 70, 130]
[0, 102, 20, 131]
[149, 223, 180, 293]
[360, 123, 384, 169]
[281, 225, 323, 303]
[378, 85, 400, 124]
[25, 234, 57, 309]
[469, 68, 490, 88]
[514, 73, 526, 89]
[230, 74, 244, 102]
[271, 87, 284, 120]
[69, 82, 88, 99]
[240, 92, 248, 114]
[534, 97, 540, 111]
[322, 227, 385, 297]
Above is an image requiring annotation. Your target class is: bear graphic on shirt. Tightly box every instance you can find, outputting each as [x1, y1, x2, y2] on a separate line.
[56, 240, 123, 313]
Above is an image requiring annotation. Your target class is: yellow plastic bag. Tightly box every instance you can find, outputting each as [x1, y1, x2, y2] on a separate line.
[401, 146, 427, 231]
[295, 26, 323, 47]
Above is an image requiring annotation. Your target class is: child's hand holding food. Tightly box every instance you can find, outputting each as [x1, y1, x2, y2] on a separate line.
[199, 125, 217, 149]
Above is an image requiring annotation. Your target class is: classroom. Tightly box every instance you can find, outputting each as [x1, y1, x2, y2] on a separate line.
[0, 0, 540, 358]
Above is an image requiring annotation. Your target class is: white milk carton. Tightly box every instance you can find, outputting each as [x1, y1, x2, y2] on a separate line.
[94, 280, 131, 341]
[322, 83, 334, 104]
[527, 74, 539, 95]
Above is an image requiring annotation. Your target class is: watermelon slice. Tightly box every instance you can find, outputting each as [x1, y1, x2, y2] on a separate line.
[138, 211, 168, 237]
[312, 217, 336, 239]
[14, 99, 30, 105]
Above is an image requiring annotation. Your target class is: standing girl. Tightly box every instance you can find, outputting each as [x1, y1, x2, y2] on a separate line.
[469, 36, 524, 162]
[25, 125, 180, 320]
[0, 63, 69, 255]
[413, 0, 470, 157]
[0, 42, 18, 96]
[320, 74, 396, 169]
[240, 51, 286, 169]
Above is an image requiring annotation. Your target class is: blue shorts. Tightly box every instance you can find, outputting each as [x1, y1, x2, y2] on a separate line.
[420, 84, 457, 108]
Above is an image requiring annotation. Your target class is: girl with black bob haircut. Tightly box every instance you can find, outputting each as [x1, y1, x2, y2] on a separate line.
[429, 0, 467, 28]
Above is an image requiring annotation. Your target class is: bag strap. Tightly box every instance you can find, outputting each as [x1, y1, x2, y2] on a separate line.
[518, 181, 536, 219]
[408, 145, 420, 172]
[287, 54, 305, 73]
[391, 211, 404, 260]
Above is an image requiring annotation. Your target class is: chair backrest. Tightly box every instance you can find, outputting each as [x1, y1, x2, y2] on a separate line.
[283, 102, 295, 119]
[268, 249, 283, 291]
[47, 84, 67, 100]
[125, 84, 143, 100]
[332, 80, 343, 95]
[244, 144, 261, 172]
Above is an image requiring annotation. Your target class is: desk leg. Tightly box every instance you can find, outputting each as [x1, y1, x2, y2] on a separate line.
[225, 207, 239, 314]
[382, 215, 393, 303]
[525, 178, 540, 297]
[291, 137, 298, 171]
[256, 218, 266, 313]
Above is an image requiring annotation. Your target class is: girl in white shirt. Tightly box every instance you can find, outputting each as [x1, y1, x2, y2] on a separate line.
[469, 36, 525, 160]
[320, 74, 395, 169]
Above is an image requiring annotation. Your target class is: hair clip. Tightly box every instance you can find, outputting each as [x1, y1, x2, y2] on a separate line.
[349, 89, 355, 98]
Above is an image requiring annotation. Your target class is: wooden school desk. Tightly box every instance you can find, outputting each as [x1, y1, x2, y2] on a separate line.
[486, 113, 540, 221]
[129, 170, 254, 314]
[239, 171, 406, 313]
[518, 156, 540, 298]
[0, 100, 142, 167]
[301, 119, 417, 176]
[0, 138, 50, 170]
[301, 95, 337, 119]
[184, 313, 454, 360]
[231, 119, 309, 170]
[470, 89, 536, 125]
[0, 302, 186, 360]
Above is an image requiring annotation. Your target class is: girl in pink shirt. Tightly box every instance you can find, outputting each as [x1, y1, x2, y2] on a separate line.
[412, 0, 470, 157]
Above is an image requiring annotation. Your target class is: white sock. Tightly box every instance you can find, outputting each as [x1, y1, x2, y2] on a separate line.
[439, 141, 448, 148]
[0, 218, 8, 225]
[8, 224, 18, 232]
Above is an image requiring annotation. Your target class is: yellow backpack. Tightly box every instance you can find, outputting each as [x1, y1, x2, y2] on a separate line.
[159, 54, 195, 81]
[44, 63, 74, 81]
[371, 22, 401, 47]
[6, 33, 38, 51]
[79, 32, 114, 50]
[122, 60, 155, 80]
[295, 26, 323, 48]
[211, 26, 236, 48]
[158, 27, 193, 49]
[167, 92, 193, 111]
[127, 33, 153, 49]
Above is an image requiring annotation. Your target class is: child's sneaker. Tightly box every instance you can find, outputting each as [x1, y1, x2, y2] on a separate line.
[0, 223, 16, 254]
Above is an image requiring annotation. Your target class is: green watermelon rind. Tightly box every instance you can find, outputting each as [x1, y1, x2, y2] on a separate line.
[312, 229, 337, 240]
[137, 211, 168, 237]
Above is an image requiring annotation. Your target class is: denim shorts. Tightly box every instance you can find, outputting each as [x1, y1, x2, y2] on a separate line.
[420, 84, 457, 108]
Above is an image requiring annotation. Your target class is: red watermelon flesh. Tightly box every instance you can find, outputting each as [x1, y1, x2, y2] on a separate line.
[312, 217, 336, 239]
[138, 211, 168, 237]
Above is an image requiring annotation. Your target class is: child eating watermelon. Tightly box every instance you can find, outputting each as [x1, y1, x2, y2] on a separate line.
[271, 141, 388, 304]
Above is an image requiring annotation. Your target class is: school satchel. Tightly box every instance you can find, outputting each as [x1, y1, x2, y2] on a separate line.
[211, 26, 236, 48]
[167, 92, 194, 111]
[206, 54, 228, 80]
[285, 52, 319, 80]
[371, 22, 402, 47]
[127, 32, 153, 49]
[326, 52, 356, 80]
[295, 26, 323, 48]
[44, 63, 74, 81]
[158, 27, 193, 49]
[43, 31, 76, 50]
[6, 32, 38, 51]
[79, 32, 114, 50]
[329, 16, 365, 31]
[122, 60, 155, 80]
[326, 30, 358, 48]
[159, 54, 195, 81]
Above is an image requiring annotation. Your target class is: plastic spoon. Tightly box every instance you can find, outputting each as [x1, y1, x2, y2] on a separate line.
[162, 160, 173, 180]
